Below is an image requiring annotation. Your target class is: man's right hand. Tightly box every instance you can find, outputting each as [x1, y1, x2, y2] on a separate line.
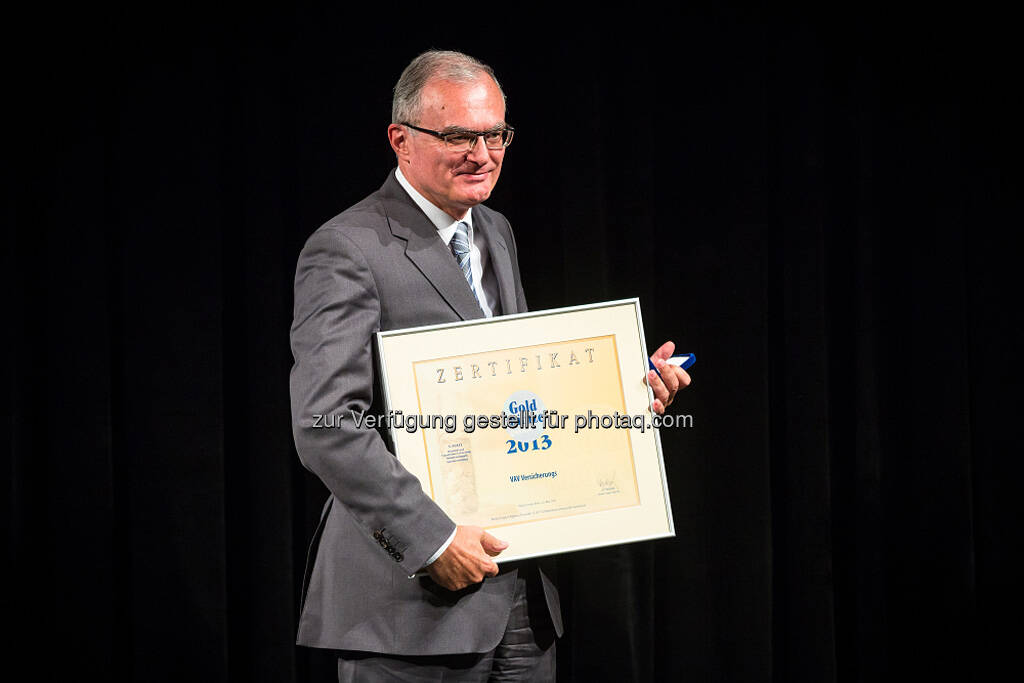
[426, 525, 508, 591]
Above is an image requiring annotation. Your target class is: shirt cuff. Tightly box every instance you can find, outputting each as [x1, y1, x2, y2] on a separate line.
[424, 528, 457, 566]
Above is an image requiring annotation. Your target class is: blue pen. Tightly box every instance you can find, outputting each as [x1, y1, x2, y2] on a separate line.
[649, 353, 695, 379]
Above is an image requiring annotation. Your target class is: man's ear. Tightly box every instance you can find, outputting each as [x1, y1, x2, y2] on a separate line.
[388, 123, 410, 161]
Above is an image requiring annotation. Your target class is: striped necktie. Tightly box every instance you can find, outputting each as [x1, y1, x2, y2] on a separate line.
[450, 221, 478, 300]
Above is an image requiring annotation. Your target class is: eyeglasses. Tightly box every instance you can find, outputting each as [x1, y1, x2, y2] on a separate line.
[402, 122, 515, 152]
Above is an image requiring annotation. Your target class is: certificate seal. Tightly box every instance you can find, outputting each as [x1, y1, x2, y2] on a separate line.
[503, 390, 547, 442]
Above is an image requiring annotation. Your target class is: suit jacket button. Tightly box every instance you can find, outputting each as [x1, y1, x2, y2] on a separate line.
[394, 552, 404, 563]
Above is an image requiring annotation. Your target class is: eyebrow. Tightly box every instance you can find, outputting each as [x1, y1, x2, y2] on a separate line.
[439, 123, 508, 135]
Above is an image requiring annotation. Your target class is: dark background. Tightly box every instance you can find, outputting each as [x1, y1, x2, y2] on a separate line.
[5, 6, 1021, 682]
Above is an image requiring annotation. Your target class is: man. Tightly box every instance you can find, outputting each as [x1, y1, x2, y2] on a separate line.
[290, 50, 689, 681]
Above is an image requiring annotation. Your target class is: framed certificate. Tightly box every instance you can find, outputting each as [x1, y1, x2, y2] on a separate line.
[375, 298, 675, 562]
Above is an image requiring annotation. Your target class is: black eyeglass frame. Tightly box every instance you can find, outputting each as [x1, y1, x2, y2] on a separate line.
[401, 122, 515, 150]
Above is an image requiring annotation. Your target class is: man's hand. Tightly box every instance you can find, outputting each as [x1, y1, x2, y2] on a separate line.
[426, 525, 508, 591]
[647, 341, 692, 414]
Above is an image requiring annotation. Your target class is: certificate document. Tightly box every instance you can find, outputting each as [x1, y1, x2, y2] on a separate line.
[376, 299, 675, 562]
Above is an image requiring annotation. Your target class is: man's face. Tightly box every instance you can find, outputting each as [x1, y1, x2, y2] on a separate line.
[390, 76, 507, 219]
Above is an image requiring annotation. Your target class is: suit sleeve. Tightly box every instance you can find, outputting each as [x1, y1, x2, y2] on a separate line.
[289, 227, 456, 575]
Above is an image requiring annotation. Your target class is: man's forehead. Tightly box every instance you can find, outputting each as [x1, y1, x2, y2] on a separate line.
[417, 79, 506, 128]
[421, 77, 502, 106]
[423, 73, 495, 91]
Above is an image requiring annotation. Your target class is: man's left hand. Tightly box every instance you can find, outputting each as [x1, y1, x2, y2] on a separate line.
[647, 341, 691, 414]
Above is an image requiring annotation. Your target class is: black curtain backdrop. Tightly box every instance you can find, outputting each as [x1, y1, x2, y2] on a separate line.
[5, 7, 1021, 682]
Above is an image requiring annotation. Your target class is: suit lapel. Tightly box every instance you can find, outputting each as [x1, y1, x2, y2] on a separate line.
[474, 215, 518, 316]
[379, 172, 486, 321]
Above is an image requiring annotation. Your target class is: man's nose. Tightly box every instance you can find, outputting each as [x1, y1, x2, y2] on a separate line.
[466, 135, 490, 163]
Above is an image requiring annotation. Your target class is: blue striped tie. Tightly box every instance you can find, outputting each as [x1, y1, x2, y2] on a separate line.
[450, 221, 478, 300]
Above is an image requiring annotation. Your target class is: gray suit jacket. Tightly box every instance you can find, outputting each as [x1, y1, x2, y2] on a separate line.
[290, 170, 562, 655]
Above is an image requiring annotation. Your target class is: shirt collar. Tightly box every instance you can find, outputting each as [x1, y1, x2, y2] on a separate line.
[395, 167, 473, 236]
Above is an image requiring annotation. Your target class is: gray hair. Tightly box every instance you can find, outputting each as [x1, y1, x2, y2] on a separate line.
[392, 50, 505, 124]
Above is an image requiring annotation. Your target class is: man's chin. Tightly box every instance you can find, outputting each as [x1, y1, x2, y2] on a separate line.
[455, 185, 494, 207]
